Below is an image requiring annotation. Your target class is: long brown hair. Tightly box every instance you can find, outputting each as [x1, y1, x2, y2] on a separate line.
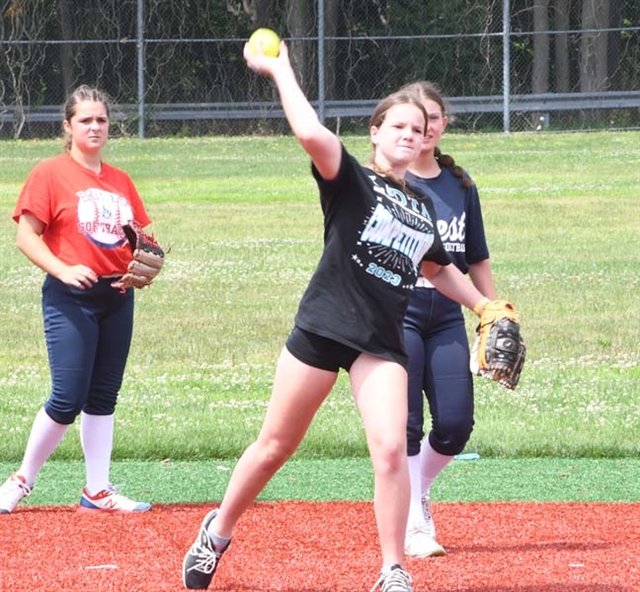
[62, 85, 111, 152]
[366, 90, 427, 188]
[400, 81, 474, 189]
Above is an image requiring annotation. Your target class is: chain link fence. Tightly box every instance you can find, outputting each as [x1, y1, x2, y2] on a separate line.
[1, 0, 639, 139]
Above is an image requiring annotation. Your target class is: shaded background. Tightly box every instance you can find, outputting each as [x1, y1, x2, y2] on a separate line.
[1, 0, 639, 136]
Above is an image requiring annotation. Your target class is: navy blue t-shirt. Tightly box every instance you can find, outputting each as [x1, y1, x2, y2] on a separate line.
[406, 166, 489, 274]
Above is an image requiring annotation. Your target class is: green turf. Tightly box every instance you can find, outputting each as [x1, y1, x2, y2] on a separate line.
[2, 458, 638, 507]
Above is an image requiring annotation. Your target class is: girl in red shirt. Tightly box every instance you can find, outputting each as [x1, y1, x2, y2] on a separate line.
[0, 85, 154, 514]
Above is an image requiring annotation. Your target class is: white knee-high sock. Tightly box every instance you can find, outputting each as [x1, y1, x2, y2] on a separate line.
[407, 454, 424, 527]
[419, 439, 453, 494]
[18, 407, 69, 486]
[80, 412, 114, 494]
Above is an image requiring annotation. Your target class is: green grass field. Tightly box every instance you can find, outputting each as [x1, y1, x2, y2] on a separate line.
[1, 131, 638, 466]
[2, 457, 640, 506]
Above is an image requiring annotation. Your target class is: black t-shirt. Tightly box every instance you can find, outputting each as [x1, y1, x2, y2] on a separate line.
[294, 144, 451, 367]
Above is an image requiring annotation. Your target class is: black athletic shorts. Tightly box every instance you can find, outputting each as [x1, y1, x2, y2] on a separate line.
[285, 326, 362, 372]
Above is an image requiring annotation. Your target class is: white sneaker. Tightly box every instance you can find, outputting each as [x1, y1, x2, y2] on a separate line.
[404, 523, 446, 558]
[79, 485, 151, 512]
[0, 473, 33, 514]
[404, 490, 446, 558]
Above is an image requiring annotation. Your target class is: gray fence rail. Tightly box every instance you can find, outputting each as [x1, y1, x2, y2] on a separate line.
[2, 91, 638, 125]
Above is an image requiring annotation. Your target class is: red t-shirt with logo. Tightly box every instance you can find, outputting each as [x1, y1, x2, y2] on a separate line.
[13, 153, 151, 277]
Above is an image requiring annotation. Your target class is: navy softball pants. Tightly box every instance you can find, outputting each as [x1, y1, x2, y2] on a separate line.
[41, 275, 134, 425]
[404, 287, 475, 457]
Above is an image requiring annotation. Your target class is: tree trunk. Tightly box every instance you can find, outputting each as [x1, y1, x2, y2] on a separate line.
[532, 0, 550, 94]
[286, 0, 314, 95]
[324, 0, 339, 101]
[580, 0, 610, 92]
[250, 0, 276, 26]
[57, 0, 76, 95]
[552, 0, 570, 92]
[606, 0, 622, 87]
[532, 0, 551, 128]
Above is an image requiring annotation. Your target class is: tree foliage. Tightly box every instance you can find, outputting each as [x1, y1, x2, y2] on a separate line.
[0, 0, 638, 137]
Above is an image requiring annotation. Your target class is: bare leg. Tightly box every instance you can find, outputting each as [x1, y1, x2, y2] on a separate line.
[350, 354, 409, 567]
[211, 347, 337, 537]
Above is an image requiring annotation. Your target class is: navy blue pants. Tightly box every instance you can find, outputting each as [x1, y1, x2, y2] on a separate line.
[404, 287, 474, 457]
[41, 275, 134, 425]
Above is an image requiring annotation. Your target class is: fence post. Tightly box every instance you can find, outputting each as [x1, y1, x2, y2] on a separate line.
[137, 0, 145, 139]
[317, 0, 326, 124]
[502, 0, 511, 133]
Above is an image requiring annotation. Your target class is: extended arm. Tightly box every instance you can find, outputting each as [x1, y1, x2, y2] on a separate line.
[243, 41, 342, 180]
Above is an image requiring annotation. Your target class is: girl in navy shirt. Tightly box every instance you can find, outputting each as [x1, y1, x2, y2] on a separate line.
[401, 81, 497, 559]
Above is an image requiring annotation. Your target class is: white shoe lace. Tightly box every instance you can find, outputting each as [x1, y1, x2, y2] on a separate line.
[187, 530, 222, 574]
[371, 567, 413, 592]
[0, 475, 32, 513]
[421, 491, 437, 538]
[185, 536, 219, 576]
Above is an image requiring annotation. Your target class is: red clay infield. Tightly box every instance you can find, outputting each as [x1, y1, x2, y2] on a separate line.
[1, 501, 638, 591]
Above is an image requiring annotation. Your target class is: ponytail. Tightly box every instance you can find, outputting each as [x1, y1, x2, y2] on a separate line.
[434, 147, 474, 189]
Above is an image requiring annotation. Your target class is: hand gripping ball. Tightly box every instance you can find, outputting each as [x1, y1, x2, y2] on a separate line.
[248, 28, 281, 57]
